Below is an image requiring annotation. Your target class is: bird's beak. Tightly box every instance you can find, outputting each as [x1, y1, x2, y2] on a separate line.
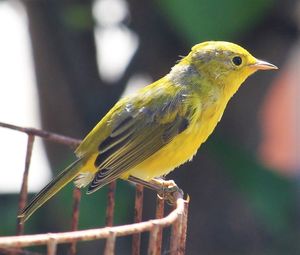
[251, 59, 278, 70]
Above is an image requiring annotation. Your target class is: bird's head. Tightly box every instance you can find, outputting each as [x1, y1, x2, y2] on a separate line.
[184, 41, 277, 95]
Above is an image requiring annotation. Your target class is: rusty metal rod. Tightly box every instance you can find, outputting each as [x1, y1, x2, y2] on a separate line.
[0, 247, 43, 255]
[154, 197, 164, 254]
[178, 200, 189, 255]
[132, 184, 144, 255]
[0, 191, 185, 248]
[47, 237, 57, 255]
[105, 181, 116, 227]
[169, 201, 183, 255]
[104, 181, 116, 254]
[16, 134, 35, 235]
[104, 231, 116, 255]
[147, 224, 159, 255]
[69, 188, 81, 255]
[0, 122, 81, 149]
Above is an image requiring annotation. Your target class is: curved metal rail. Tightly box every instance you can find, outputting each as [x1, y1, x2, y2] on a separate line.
[0, 122, 189, 255]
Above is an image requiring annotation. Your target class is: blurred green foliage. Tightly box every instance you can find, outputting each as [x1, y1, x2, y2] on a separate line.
[0, 195, 19, 236]
[78, 181, 134, 229]
[156, 0, 276, 44]
[62, 3, 94, 30]
[207, 138, 297, 234]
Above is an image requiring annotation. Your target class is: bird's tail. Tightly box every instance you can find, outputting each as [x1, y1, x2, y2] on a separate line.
[18, 158, 84, 223]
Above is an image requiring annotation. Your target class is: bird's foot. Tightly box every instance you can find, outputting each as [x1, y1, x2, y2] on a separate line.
[128, 176, 183, 205]
[152, 179, 183, 205]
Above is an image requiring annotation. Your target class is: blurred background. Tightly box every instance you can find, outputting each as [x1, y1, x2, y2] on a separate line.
[0, 0, 299, 254]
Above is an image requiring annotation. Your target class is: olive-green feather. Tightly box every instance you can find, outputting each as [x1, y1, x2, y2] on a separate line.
[18, 158, 84, 223]
[86, 90, 191, 194]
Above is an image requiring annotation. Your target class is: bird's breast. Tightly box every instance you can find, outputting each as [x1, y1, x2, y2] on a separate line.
[123, 99, 226, 181]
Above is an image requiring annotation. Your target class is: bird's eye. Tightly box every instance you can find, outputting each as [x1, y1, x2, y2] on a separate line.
[232, 56, 242, 66]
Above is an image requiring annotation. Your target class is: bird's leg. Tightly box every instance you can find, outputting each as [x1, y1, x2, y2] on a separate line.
[128, 176, 183, 205]
[151, 178, 184, 205]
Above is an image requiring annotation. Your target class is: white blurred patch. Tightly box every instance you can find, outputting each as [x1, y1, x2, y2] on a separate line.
[94, 26, 138, 83]
[93, 0, 128, 26]
[93, 0, 139, 83]
[0, 0, 144, 193]
[122, 73, 153, 97]
[0, 1, 51, 193]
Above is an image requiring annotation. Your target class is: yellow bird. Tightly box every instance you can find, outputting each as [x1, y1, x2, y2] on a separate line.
[19, 41, 277, 222]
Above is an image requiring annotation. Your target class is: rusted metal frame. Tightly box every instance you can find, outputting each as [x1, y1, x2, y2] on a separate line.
[178, 200, 189, 254]
[170, 201, 184, 255]
[104, 181, 117, 253]
[17, 134, 35, 235]
[0, 122, 82, 254]
[104, 231, 116, 255]
[153, 197, 164, 254]
[0, 122, 81, 149]
[0, 121, 189, 253]
[105, 182, 116, 227]
[132, 184, 144, 255]
[0, 247, 43, 255]
[0, 193, 186, 248]
[47, 237, 57, 255]
[170, 198, 189, 255]
[147, 224, 159, 255]
[69, 188, 81, 255]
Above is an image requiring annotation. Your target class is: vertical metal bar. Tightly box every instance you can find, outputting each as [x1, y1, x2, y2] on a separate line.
[105, 181, 116, 227]
[147, 224, 159, 255]
[178, 201, 189, 255]
[69, 188, 81, 255]
[154, 197, 164, 254]
[132, 184, 144, 255]
[104, 231, 116, 255]
[16, 134, 35, 235]
[169, 219, 180, 255]
[47, 238, 57, 255]
[169, 204, 183, 255]
[104, 181, 116, 253]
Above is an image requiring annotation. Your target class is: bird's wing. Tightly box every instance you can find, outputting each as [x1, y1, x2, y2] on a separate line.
[86, 93, 191, 194]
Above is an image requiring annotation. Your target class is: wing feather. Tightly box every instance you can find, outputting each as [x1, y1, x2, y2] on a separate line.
[87, 89, 192, 193]
[87, 116, 189, 194]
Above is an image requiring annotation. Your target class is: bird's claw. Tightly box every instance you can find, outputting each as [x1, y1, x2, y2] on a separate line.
[157, 180, 183, 205]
